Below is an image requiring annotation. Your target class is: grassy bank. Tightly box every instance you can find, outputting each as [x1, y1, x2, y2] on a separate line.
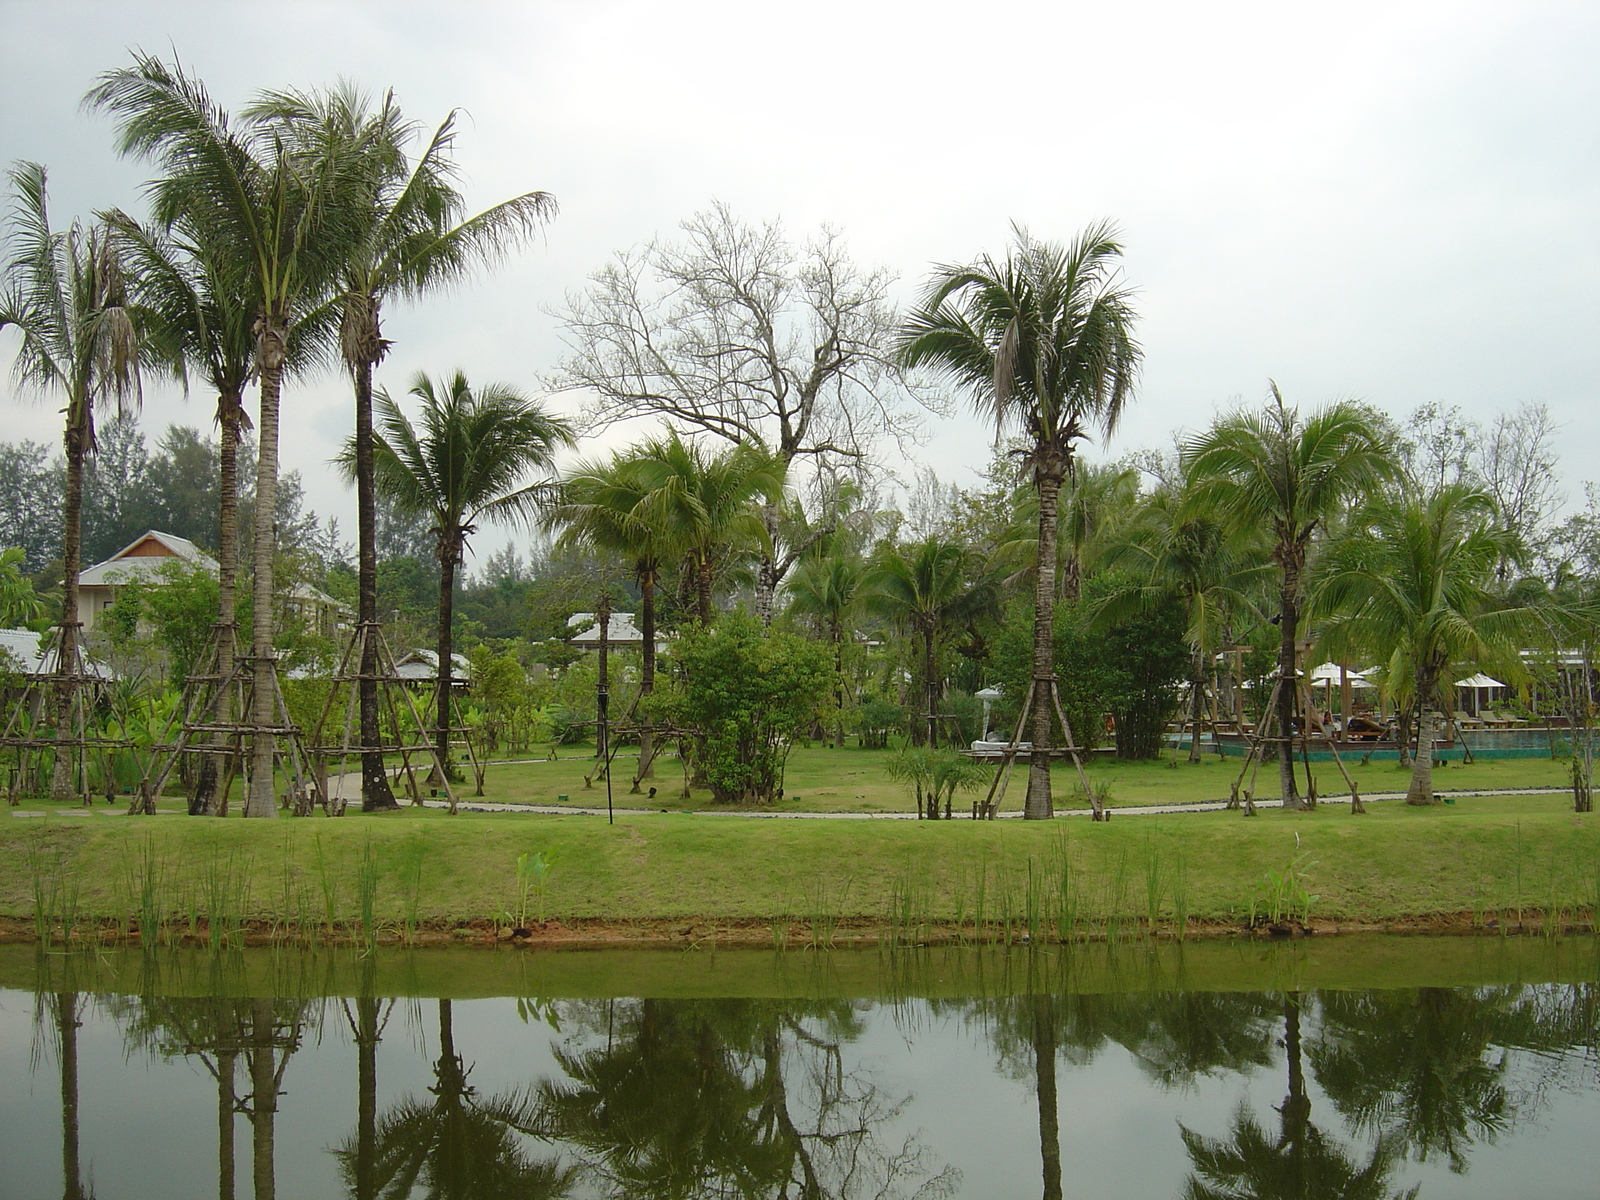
[374, 744, 1575, 813]
[4, 794, 1597, 944]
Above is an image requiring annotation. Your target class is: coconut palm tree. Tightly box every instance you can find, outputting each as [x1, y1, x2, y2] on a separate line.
[785, 552, 866, 747]
[996, 460, 1142, 603]
[899, 223, 1140, 818]
[90, 53, 353, 817]
[1315, 483, 1525, 804]
[545, 449, 683, 790]
[359, 371, 572, 778]
[1182, 386, 1394, 810]
[350, 999, 576, 1200]
[1, 162, 146, 800]
[867, 539, 1000, 747]
[1098, 484, 1272, 763]
[1180, 995, 1421, 1200]
[625, 431, 786, 626]
[247, 84, 555, 813]
[105, 212, 262, 814]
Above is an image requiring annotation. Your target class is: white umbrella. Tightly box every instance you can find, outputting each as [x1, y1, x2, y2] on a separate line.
[1455, 673, 1506, 689]
[1308, 662, 1375, 689]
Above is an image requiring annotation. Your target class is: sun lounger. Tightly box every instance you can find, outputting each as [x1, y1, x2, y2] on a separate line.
[1453, 710, 1484, 729]
[1478, 712, 1512, 727]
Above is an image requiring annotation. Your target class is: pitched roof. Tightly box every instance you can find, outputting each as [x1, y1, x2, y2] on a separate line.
[567, 612, 646, 644]
[79, 530, 219, 587]
[0, 628, 112, 678]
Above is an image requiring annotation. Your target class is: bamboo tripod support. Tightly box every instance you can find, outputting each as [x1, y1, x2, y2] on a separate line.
[306, 621, 465, 814]
[1227, 670, 1365, 815]
[0, 623, 130, 806]
[134, 620, 320, 816]
[975, 675, 1100, 820]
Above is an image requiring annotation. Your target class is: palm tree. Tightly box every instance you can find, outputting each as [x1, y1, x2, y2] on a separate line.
[105, 212, 261, 814]
[349, 999, 576, 1200]
[359, 371, 572, 778]
[1315, 483, 1525, 804]
[1180, 995, 1421, 1200]
[1183, 386, 1393, 810]
[248, 84, 555, 813]
[90, 53, 353, 817]
[625, 431, 785, 625]
[545, 449, 682, 790]
[785, 552, 866, 747]
[867, 539, 999, 747]
[0, 162, 145, 801]
[1098, 484, 1272, 763]
[899, 223, 1140, 818]
[996, 460, 1141, 603]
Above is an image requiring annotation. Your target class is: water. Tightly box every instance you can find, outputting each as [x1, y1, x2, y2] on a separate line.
[3, 938, 1597, 1198]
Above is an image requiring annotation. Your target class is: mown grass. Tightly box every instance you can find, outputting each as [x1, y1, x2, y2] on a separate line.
[427, 743, 1574, 813]
[3, 793, 1596, 940]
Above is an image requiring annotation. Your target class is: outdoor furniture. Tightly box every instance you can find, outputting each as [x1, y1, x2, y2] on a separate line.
[1345, 715, 1389, 741]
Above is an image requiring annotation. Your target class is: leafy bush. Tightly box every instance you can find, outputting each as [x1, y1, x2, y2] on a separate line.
[661, 611, 835, 803]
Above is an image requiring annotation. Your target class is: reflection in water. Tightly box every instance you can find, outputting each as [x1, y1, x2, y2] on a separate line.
[1179, 995, 1419, 1200]
[109, 992, 315, 1200]
[534, 998, 958, 1199]
[347, 998, 576, 1199]
[45, 992, 87, 1200]
[10, 947, 1600, 1199]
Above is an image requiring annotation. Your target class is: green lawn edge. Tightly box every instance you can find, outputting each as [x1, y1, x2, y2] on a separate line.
[5, 794, 1597, 932]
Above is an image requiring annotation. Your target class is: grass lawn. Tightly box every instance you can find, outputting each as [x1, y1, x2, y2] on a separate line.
[445, 743, 1574, 814]
[4, 789, 1596, 936]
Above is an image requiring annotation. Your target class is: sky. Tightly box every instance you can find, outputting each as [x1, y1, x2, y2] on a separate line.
[2, 0, 1597, 563]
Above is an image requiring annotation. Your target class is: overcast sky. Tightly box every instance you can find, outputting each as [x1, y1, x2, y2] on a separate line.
[3, 0, 1597, 562]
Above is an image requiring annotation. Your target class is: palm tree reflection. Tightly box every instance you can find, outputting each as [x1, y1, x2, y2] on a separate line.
[533, 997, 957, 1199]
[343, 998, 576, 1200]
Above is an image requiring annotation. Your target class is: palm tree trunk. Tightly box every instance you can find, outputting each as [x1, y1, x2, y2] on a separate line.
[352, 354, 398, 811]
[924, 623, 939, 749]
[354, 997, 379, 1200]
[195, 390, 242, 816]
[1188, 651, 1207, 764]
[1407, 678, 1438, 804]
[55, 992, 85, 1200]
[832, 619, 846, 750]
[1026, 466, 1064, 820]
[1281, 993, 1311, 1189]
[630, 567, 655, 790]
[434, 538, 459, 783]
[1033, 994, 1063, 1200]
[245, 321, 285, 819]
[248, 998, 277, 1200]
[1277, 562, 1304, 810]
[696, 555, 714, 625]
[51, 403, 89, 802]
[217, 1046, 237, 1200]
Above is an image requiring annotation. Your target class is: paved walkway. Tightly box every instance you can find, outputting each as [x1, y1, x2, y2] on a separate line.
[410, 786, 1571, 819]
[12, 775, 1567, 819]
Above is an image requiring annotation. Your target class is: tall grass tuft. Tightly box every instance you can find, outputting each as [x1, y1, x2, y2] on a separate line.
[1142, 831, 1165, 936]
[313, 831, 342, 937]
[356, 836, 380, 950]
[201, 842, 253, 950]
[398, 837, 428, 944]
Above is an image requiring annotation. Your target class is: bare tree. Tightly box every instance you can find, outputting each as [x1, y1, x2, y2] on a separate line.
[551, 203, 929, 619]
[1398, 401, 1478, 494]
[1476, 400, 1563, 578]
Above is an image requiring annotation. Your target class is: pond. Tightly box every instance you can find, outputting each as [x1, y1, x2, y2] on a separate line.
[2, 937, 1597, 1198]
